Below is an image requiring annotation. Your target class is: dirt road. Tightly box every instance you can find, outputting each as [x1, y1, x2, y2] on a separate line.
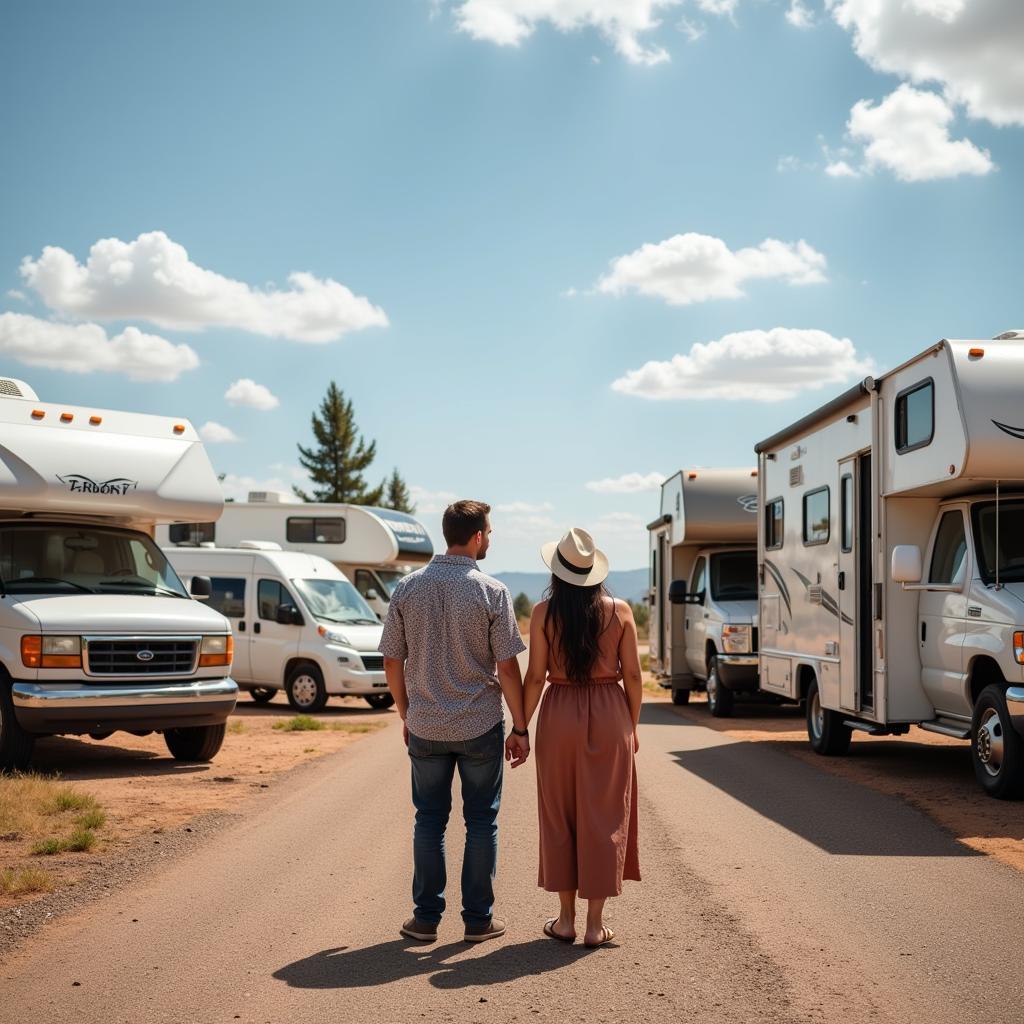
[3, 703, 1024, 1024]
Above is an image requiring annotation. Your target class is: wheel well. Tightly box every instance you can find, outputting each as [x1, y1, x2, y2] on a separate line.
[705, 641, 718, 668]
[797, 664, 817, 702]
[968, 656, 1005, 706]
[284, 657, 321, 685]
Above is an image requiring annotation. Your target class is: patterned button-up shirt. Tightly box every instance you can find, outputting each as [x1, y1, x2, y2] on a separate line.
[378, 554, 526, 742]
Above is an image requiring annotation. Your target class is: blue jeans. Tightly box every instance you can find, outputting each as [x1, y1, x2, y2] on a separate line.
[407, 721, 504, 927]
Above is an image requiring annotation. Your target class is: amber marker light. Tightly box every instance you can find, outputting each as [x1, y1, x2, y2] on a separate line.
[60, 413, 74, 423]
[1014, 631, 1024, 665]
[89, 416, 102, 425]
[21, 635, 82, 669]
[173, 424, 186, 434]
[199, 634, 234, 667]
[30, 409, 44, 419]
[969, 347, 985, 358]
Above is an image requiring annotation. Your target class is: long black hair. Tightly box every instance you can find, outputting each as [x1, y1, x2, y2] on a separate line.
[543, 574, 611, 685]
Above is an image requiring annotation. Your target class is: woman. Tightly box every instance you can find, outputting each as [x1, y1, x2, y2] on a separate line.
[523, 527, 642, 948]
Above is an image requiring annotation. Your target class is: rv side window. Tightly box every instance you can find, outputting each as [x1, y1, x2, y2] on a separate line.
[895, 379, 934, 454]
[929, 511, 967, 585]
[840, 476, 853, 553]
[354, 569, 379, 598]
[168, 522, 216, 545]
[802, 487, 830, 546]
[209, 577, 246, 619]
[286, 517, 347, 544]
[258, 579, 295, 620]
[764, 498, 784, 550]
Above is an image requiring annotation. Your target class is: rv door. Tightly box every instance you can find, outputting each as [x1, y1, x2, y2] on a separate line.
[685, 556, 709, 677]
[837, 461, 858, 711]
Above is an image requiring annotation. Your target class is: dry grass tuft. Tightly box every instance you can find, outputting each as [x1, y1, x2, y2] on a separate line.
[272, 715, 325, 732]
[0, 866, 54, 895]
[226, 720, 246, 735]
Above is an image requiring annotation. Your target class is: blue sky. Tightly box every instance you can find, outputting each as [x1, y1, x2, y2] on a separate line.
[2, 0, 1022, 571]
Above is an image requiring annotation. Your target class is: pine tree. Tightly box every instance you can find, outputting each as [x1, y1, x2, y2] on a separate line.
[385, 468, 415, 513]
[513, 592, 533, 621]
[294, 383, 385, 505]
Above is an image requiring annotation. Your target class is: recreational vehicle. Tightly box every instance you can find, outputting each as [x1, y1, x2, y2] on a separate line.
[165, 545, 393, 711]
[158, 492, 433, 618]
[648, 469, 760, 715]
[0, 378, 237, 770]
[756, 333, 1024, 798]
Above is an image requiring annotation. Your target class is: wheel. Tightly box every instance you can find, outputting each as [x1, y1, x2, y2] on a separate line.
[286, 663, 328, 713]
[806, 676, 851, 755]
[971, 684, 1024, 799]
[0, 683, 35, 771]
[250, 687, 277, 705]
[365, 693, 395, 710]
[705, 655, 734, 718]
[671, 687, 691, 706]
[164, 723, 226, 762]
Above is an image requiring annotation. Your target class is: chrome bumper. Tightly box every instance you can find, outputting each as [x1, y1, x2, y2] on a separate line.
[717, 654, 758, 667]
[1006, 686, 1024, 736]
[12, 678, 238, 709]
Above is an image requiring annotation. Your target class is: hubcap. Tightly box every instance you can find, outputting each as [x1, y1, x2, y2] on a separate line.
[976, 707, 1005, 777]
[810, 691, 824, 740]
[707, 668, 718, 707]
[292, 674, 318, 707]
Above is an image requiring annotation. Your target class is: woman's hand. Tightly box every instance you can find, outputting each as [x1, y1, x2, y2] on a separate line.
[633, 729, 640, 754]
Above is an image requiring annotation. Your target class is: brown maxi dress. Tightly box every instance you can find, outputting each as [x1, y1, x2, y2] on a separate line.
[536, 600, 641, 899]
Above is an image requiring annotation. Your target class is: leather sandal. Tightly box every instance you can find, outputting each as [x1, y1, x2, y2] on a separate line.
[584, 926, 615, 948]
[543, 918, 575, 943]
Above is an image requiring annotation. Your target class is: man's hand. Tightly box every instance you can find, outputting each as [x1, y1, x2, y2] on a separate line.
[505, 733, 530, 768]
[403, 721, 409, 747]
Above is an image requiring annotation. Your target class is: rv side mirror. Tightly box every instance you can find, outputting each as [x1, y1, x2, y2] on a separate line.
[667, 580, 689, 605]
[189, 575, 212, 599]
[276, 604, 304, 626]
[891, 545, 923, 585]
[365, 588, 381, 602]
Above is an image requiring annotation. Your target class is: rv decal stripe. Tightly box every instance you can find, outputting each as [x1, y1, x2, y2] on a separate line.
[992, 419, 1024, 440]
[792, 568, 851, 624]
[763, 559, 791, 615]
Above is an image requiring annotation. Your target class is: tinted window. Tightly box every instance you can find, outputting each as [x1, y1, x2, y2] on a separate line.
[257, 579, 297, 620]
[972, 501, 1024, 584]
[895, 379, 934, 453]
[168, 522, 216, 545]
[930, 511, 967, 584]
[710, 551, 757, 601]
[841, 475, 853, 553]
[354, 569, 378, 598]
[209, 577, 246, 618]
[690, 557, 707, 601]
[286, 517, 346, 544]
[765, 498, 784, 550]
[803, 488, 830, 545]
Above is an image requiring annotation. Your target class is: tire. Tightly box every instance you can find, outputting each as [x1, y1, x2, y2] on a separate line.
[806, 676, 851, 755]
[250, 687, 277, 705]
[0, 683, 35, 772]
[971, 684, 1024, 799]
[164, 723, 226, 762]
[365, 693, 395, 710]
[671, 687, 691, 706]
[705, 655, 734, 718]
[285, 663, 328, 713]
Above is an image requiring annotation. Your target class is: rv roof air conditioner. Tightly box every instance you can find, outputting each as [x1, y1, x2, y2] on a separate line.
[0, 378, 39, 401]
[247, 490, 300, 504]
[237, 540, 283, 550]
[994, 330, 1024, 340]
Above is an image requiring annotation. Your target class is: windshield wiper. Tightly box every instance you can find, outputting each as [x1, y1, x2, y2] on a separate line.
[97, 580, 184, 598]
[5, 577, 95, 593]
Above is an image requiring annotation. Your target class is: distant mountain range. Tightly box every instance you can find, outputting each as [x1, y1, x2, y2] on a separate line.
[494, 568, 649, 604]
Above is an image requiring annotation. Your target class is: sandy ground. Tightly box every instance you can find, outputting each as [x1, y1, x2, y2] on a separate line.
[660, 688, 1024, 872]
[0, 695, 388, 913]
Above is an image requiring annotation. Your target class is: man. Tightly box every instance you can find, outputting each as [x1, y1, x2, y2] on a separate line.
[380, 499, 530, 944]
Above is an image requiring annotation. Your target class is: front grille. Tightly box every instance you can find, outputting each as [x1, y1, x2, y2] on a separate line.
[360, 654, 384, 672]
[752, 627, 759, 653]
[85, 637, 198, 676]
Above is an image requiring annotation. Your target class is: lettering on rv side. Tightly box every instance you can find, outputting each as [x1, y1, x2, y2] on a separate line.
[57, 474, 138, 496]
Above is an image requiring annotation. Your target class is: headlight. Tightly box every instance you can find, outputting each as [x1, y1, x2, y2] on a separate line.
[318, 624, 352, 647]
[22, 635, 82, 668]
[1015, 630, 1024, 665]
[199, 634, 233, 667]
[722, 625, 751, 654]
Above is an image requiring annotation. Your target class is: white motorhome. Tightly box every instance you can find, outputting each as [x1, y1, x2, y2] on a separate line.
[166, 545, 392, 712]
[756, 333, 1024, 798]
[648, 468, 760, 715]
[158, 491, 433, 618]
[0, 378, 237, 770]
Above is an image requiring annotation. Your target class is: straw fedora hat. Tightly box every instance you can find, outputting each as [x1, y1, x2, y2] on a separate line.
[541, 528, 609, 587]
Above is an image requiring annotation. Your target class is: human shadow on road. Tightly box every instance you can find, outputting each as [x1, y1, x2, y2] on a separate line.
[274, 937, 593, 991]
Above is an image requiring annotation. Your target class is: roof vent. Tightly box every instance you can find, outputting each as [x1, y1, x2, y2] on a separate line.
[0, 377, 39, 400]
[237, 540, 283, 550]
[993, 330, 1024, 340]
[247, 490, 301, 504]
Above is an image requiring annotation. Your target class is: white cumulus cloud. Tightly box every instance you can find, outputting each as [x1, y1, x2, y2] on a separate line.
[224, 378, 280, 411]
[0, 312, 199, 381]
[843, 85, 993, 182]
[409, 485, 461, 516]
[586, 472, 666, 493]
[597, 232, 827, 306]
[785, 0, 814, 29]
[20, 231, 388, 343]
[450, 0, 683, 65]
[830, 0, 1024, 127]
[612, 327, 874, 402]
[199, 421, 241, 444]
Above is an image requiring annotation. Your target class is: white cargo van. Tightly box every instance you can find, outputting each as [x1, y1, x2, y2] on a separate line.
[0, 378, 237, 770]
[756, 333, 1024, 798]
[166, 545, 393, 712]
[648, 469, 760, 715]
[158, 491, 433, 619]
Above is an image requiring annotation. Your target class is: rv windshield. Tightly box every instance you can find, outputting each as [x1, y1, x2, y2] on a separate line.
[710, 551, 757, 602]
[0, 523, 188, 597]
[292, 578, 380, 625]
[375, 570, 406, 597]
[971, 501, 1024, 584]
